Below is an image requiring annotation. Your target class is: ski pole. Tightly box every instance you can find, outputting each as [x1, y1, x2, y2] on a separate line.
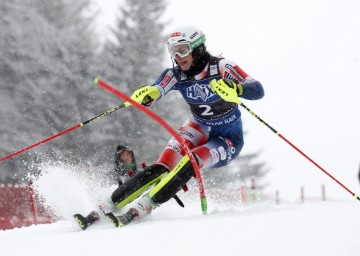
[235, 98, 360, 201]
[94, 77, 208, 214]
[0, 103, 127, 163]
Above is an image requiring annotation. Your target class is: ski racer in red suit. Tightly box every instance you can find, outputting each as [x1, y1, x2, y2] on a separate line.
[74, 26, 264, 229]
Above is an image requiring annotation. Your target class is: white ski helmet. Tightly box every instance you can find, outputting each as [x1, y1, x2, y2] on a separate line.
[167, 26, 206, 59]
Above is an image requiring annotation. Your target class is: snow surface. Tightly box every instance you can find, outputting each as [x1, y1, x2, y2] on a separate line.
[1, 165, 359, 256]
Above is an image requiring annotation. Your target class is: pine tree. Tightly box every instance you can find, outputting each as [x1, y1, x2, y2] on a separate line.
[0, 0, 99, 181]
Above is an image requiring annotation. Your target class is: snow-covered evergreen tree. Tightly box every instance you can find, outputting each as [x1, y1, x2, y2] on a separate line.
[0, 0, 98, 181]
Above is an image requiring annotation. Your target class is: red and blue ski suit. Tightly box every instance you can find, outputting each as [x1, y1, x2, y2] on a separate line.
[152, 56, 264, 171]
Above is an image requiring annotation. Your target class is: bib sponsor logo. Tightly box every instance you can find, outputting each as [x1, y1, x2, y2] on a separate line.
[187, 83, 216, 101]
[224, 114, 237, 124]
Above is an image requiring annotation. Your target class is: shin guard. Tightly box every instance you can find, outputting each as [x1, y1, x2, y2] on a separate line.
[111, 164, 168, 209]
[148, 155, 195, 205]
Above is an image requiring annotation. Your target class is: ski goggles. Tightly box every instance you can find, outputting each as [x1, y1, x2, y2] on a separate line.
[167, 42, 192, 59]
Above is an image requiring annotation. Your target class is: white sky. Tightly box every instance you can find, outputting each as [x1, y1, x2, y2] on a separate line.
[91, 0, 360, 201]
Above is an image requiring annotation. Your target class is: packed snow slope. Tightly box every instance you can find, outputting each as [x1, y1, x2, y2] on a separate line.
[1, 165, 359, 256]
[1, 201, 358, 256]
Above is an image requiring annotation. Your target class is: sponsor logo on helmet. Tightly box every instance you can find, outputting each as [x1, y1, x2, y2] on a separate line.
[169, 32, 181, 38]
[190, 38, 203, 49]
[189, 31, 199, 39]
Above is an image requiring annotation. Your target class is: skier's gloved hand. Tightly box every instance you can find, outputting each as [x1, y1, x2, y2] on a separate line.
[125, 85, 161, 107]
[210, 79, 243, 104]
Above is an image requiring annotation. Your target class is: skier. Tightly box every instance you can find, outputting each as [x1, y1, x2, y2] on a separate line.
[104, 25, 265, 227]
[111, 145, 138, 186]
[73, 145, 138, 230]
[75, 25, 264, 229]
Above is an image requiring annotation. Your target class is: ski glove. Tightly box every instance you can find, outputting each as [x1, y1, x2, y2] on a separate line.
[209, 79, 243, 104]
[125, 85, 161, 107]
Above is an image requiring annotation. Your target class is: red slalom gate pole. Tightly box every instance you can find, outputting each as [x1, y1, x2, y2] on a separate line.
[28, 179, 37, 225]
[0, 104, 126, 164]
[0, 125, 79, 163]
[94, 78, 208, 214]
[237, 101, 360, 202]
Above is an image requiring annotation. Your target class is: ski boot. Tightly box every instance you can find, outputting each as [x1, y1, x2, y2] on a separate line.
[105, 196, 156, 227]
[73, 211, 100, 230]
[105, 208, 139, 227]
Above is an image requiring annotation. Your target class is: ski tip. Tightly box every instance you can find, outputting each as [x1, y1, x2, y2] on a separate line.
[93, 77, 100, 85]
